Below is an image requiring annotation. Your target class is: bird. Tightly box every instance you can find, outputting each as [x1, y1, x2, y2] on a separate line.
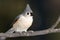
[0, 4, 33, 40]
[6, 4, 33, 33]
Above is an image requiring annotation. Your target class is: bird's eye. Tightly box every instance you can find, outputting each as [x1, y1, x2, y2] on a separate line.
[27, 13, 29, 15]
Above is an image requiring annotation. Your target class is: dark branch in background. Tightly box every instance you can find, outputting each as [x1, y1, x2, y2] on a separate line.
[0, 16, 60, 40]
[49, 16, 60, 29]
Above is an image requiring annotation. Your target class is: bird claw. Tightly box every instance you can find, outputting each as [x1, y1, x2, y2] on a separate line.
[22, 31, 27, 33]
[28, 30, 34, 33]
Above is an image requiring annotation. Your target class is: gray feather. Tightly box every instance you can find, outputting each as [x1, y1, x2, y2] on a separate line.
[6, 28, 14, 33]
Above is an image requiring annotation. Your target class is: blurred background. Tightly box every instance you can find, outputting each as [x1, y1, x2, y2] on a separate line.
[0, 0, 60, 40]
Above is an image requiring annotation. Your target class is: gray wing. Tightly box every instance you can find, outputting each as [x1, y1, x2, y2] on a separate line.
[0, 15, 20, 40]
[6, 15, 20, 33]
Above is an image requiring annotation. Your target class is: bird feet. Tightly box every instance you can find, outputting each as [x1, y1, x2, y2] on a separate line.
[28, 30, 34, 33]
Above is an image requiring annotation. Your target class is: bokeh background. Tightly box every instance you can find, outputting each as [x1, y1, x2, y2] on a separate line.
[0, 0, 60, 40]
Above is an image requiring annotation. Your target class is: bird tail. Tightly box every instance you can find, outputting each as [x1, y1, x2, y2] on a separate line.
[6, 28, 14, 33]
[0, 28, 14, 40]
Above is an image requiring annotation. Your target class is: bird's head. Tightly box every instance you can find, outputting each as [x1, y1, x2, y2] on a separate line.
[22, 4, 33, 17]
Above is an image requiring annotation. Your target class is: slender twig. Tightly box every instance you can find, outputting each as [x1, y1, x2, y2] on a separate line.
[49, 16, 60, 29]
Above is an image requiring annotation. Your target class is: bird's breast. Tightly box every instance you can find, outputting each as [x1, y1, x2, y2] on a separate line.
[13, 16, 33, 31]
[18, 16, 33, 27]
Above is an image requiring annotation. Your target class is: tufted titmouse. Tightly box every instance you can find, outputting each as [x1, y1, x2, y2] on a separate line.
[0, 4, 33, 40]
[6, 4, 33, 33]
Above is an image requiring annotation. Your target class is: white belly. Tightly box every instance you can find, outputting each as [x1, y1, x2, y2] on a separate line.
[13, 16, 33, 32]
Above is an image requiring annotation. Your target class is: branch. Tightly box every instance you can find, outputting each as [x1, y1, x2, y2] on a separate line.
[0, 16, 60, 40]
[49, 16, 60, 29]
[0, 28, 60, 37]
